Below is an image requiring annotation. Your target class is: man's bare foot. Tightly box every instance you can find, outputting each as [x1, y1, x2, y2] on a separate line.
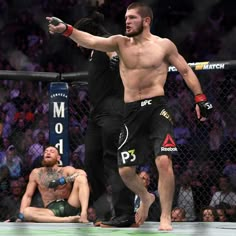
[135, 193, 155, 225]
[79, 213, 89, 223]
[66, 215, 81, 223]
[159, 216, 172, 231]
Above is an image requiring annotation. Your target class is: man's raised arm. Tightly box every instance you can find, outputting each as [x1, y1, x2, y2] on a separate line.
[46, 16, 119, 52]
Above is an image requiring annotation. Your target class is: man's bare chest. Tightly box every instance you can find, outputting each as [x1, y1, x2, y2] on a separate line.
[38, 169, 64, 188]
[121, 44, 165, 69]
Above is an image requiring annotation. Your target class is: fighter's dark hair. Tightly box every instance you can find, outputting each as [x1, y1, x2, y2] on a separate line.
[44, 145, 60, 154]
[127, 2, 153, 25]
[74, 11, 110, 36]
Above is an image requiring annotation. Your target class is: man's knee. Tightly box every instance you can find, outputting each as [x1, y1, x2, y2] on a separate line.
[74, 173, 88, 186]
[23, 207, 33, 221]
[23, 207, 31, 215]
[119, 166, 136, 180]
[155, 155, 173, 172]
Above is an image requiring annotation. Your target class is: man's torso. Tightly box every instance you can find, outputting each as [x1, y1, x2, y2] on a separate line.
[35, 167, 72, 207]
[118, 36, 170, 102]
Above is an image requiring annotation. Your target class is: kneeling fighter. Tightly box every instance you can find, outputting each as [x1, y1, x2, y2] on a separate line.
[17, 146, 89, 223]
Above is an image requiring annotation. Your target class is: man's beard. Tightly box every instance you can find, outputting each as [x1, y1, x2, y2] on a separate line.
[125, 24, 144, 37]
[42, 158, 58, 167]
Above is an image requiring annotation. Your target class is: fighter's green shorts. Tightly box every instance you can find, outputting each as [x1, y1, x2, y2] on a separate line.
[47, 199, 80, 217]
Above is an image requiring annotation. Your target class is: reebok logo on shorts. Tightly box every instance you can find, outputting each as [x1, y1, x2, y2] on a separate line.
[161, 134, 178, 151]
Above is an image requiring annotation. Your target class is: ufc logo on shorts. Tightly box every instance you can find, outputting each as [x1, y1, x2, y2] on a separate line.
[121, 149, 136, 164]
[141, 99, 152, 107]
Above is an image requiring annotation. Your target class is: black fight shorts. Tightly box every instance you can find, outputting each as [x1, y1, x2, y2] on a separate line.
[47, 199, 79, 217]
[117, 96, 178, 167]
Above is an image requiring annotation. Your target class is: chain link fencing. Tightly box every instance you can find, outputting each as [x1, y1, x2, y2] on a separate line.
[0, 68, 235, 222]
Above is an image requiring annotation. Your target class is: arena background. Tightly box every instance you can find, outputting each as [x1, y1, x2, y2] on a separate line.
[0, 0, 236, 223]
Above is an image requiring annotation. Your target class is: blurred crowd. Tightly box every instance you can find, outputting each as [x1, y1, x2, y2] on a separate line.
[0, 0, 236, 223]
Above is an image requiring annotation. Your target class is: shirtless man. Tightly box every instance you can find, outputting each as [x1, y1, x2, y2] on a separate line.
[17, 146, 89, 223]
[46, 2, 213, 230]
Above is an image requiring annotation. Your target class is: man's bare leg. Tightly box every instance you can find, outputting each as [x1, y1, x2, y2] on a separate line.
[119, 166, 155, 225]
[135, 193, 155, 225]
[23, 207, 81, 223]
[69, 175, 89, 223]
[155, 155, 175, 231]
[77, 176, 89, 223]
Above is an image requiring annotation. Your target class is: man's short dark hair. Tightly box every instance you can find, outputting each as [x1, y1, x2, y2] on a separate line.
[127, 2, 153, 25]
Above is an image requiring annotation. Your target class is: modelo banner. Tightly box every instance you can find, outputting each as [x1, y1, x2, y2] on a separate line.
[49, 82, 69, 165]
